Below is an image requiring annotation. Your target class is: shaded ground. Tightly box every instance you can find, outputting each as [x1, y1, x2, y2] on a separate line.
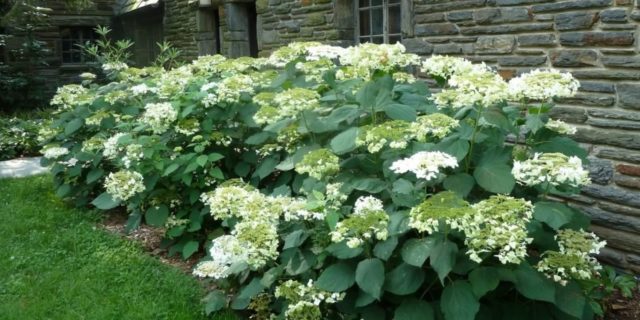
[602, 288, 640, 320]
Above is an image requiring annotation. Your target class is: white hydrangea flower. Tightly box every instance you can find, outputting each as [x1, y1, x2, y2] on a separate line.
[339, 42, 420, 80]
[420, 55, 474, 79]
[305, 44, 347, 61]
[50, 84, 94, 110]
[140, 102, 178, 134]
[294, 149, 340, 181]
[353, 196, 384, 215]
[410, 113, 459, 141]
[330, 195, 389, 248]
[104, 170, 145, 201]
[545, 119, 577, 135]
[390, 151, 458, 181]
[42, 146, 69, 159]
[102, 133, 127, 159]
[508, 69, 580, 101]
[512, 152, 590, 188]
[130, 83, 157, 96]
[193, 235, 246, 279]
[201, 74, 255, 107]
[432, 63, 509, 108]
[102, 61, 129, 72]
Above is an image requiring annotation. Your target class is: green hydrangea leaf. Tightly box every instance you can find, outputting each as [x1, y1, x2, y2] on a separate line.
[401, 238, 435, 267]
[441, 280, 480, 320]
[384, 263, 425, 295]
[356, 258, 385, 300]
[395, 298, 435, 320]
[316, 262, 356, 292]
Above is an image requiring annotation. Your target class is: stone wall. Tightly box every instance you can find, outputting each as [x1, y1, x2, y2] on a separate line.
[404, 0, 640, 273]
[163, 0, 200, 61]
[255, 0, 354, 55]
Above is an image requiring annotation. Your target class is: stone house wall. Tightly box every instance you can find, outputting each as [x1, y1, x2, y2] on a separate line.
[402, 0, 640, 273]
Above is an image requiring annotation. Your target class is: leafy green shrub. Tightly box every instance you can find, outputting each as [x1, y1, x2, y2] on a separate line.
[0, 115, 45, 160]
[41, 42, 614, 319]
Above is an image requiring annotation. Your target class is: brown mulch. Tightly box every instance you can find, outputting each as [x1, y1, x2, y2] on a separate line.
[602, 288, 640, 320]
[100, 211, 203, 275]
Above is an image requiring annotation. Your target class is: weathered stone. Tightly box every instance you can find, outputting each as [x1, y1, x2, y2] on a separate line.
[498, 56, 547, 66]
[617, 83, 640, 109]
[550, 50, 599, 67]
[574, 127, 640, 150]
[598, 247, 627, 267]
[417, 0, 487, 13]
[581, 205, 640, 233]
[588, 109, 640, 122]
[401, 38, 434, 55]
[579, 81, 615, 93]
[599, 201, 640, 217]
[588, 118, 640, 130]
[452, 36, 479, 43]
[602, 55, 640, 68]
[495, 0, 552, 4]
[433, 43, 464, 54]
[601, 8, 628, 23]
[573, 70, 640, 80]
[597, 147, 640, 164]
[632, 10, 640, 21]
[558, 93, 615, 107]
[617, 164, 640, 177]
[447, 11, 473, 22]
[517, 34, 556, 47]
[415, 23, 459, 36]
[548, 106, 588, 123]
[415, 13, 446, 23]
[582, 184, 640, 208]
[262, 29, 279, 44]
[592, 225, 640, 252]
[532, 0, 613, 13]
[614, 174, 640, 189]
[474, 35, 515, 54]
[474, 8, 501, 24]
[626, 255, 640, 273]
[559, 31, 635, 46]
[303, 12, 325, 26]
[589, 157, 615, 185]
[460, 23, 553, 35]
[555, 12, 599, 31]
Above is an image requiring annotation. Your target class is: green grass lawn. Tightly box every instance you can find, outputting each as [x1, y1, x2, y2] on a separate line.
[0, 175, 236, 320]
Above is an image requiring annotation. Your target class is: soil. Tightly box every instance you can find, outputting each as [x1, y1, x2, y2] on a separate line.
[602, 288, 640, 320]
[100, 211, 203, 275]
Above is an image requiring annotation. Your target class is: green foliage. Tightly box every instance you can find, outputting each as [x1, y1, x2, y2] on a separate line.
[0, 114, 43, 159]
[40, 42, 614, 319]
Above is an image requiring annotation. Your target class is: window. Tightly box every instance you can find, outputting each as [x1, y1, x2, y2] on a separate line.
[60, 26, 96, 64]
[357, 0, 401, 44]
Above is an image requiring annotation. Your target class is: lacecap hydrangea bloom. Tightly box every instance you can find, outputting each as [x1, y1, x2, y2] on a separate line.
[275, 279, 345, 320]
[339, 43, 420, 80]
[508, 69, 580, 102]
[295, 149, 340, 181]
[193, 235, 245, 279]
[50, 84, 95, 110]
[409, 192, 472, 234]
[537, 229, 606, 285]
[201, 74, 255, 107]
[545, 119, 577, 135]
[465, 196, 534, 264]
[356, 120, 413, 153]
[104, 170, 145, 201]
[42, 146, 69, 159]
[411, 113, 459, 141]
[420, 55, 474, 80]
[102, 132, 128, 159]
[140, 102, 178, 134]
[330, 196, 389, 248]
[390, 151, 458, 181]
[512, 152, 590, 188]
[433, 64, 509, 109]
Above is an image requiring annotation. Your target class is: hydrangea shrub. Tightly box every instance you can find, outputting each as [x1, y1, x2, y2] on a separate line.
[41, 42, 612, 319]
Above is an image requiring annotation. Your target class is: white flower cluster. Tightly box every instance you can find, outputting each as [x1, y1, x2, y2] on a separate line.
[465, 196, 534, 264]
[306, 44, 347, 61]
[537, 229, 606, 285]
[508, 69, 580, 101]
[201, 74, 255, 107]
[267, 42, 321, 67]
[356, 121, 413, 153]
[193, 235, 245, 279]
[102, 62, 129, 73]
[103, 170, 145, 201]
[130, 83, 157, 96]
[122, 144, 144, 168]
[275, 279, 344, 320]
[420, 55, 473, 79]
[545, 119, 577, 135]
[411, 114, 460, 141]
[253, 88, 321, 125]
[42, 146, 69, 159]
[408, 191, 472, 234]
[140, 102, 178, 134]
[330, 196, 389, 248]
[433, 64, 509, 109]
[50, 84, 94, 110]
[295, 58, 334, 82]
[512, 152, 590, 188]
[390, 151, 458, 181]
[294, 148, 340, 181]
[102, 133, 127, 159]
[338, 43, 420, 80]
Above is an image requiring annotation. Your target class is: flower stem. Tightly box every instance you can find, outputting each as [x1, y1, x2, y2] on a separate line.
[464, 106, 484, 173]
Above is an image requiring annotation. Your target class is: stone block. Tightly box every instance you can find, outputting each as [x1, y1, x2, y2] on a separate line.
[517, 34, 556, 47]
[582, 205, 640, 233]
[592, 225, 640, 253]
[401, 38, 434, 54]
[555, 12, 599, 31]
[599, 201, 640, 217]
[558, 93, 615, 107]
[559, 31, 635, 47]
[617, 83, 640, 109]
[474, 7, 531, 24]
[572, 70, 640, 80]
[433, 43, 463, 54]
[548, 106, 588, 123]
[588, 109, 640, 121]
[532, 0, 613, 13]
[601, 8, 628, 23]
[588, 157, 615, 185]
[602, 55, 640, 68]
[574, 127, 640, 150]
[460, 23, 553, 35]
[498, 56, 547, 66]
[580, 81, 615, 93]
[303, 12, 325, 26]
[617, 164, 640, 177]
[474, 35, 515, 54]
[614, 174, 640, 189]
[587, 118, 640, 130]
[582, 184, 640, 208]
[550, 50, 599, 67]
[415, 13, 446, 23]
[448, 11, 473, 22]
[418, 0, 487, 13]
[495, 0, 552, 4]
[415, 23, 459, 36]
[597, 147, 640, 164]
